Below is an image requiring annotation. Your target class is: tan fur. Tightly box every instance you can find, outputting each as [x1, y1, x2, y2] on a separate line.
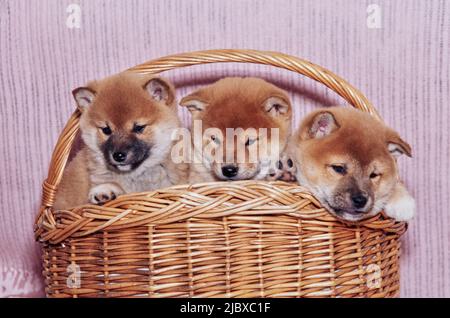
[53, 148, 91, 209]
[180, 77, 292, 182]
[54, 72, 188, 210]
[289, 106, 415, 222]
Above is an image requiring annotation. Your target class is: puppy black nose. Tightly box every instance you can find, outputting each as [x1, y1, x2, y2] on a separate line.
[351, 194, 368, 209]
[222, 165, 238, 178]
[112, 151, 127, 163]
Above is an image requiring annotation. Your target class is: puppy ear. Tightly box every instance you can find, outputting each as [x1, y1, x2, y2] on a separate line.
[263, 96, 291, 118]
[387, 132, 412, 158]
[303, 111, 339, 139]
[180, 92, 208, 115]
[144, 77, 175, 106]
[72, 87, 96, 110]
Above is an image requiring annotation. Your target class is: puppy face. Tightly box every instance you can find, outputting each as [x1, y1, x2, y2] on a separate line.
[74, 72, 179, 173]
[181, 77, 292, 180]
[292, 107, 411, 222]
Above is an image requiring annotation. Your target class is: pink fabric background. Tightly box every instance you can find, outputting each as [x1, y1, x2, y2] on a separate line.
[0, 0, 448, 297]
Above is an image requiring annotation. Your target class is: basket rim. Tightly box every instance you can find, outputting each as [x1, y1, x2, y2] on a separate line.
[35, 180, 407, 244]
[35, 49, 405, 244]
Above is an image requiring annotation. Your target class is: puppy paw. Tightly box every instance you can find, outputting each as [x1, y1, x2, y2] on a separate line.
[89, 183, 124, 205]
[266, 155, 297, 182]
[384, 194, 415, 222]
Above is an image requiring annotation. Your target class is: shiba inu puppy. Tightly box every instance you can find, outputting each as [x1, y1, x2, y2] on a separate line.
[54, 72, 188, 210]
[289, 106, 415, 222]
[180, 77, 292, 182]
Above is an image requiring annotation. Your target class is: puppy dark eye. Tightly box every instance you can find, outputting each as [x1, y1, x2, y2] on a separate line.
[245, 138, 256, 146]
[101, 126, 112, 135]
[211, 135, 220, 144]
[331, 165, 346, 175]
[133, 124, 146, 134]
[370, 172, 381, 179]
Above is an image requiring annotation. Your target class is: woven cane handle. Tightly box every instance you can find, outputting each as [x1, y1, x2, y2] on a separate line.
[39, 49, 379, 213]
[129, 49, 379, 117]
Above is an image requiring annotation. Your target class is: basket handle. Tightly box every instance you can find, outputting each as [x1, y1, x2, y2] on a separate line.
[37, 49, 379, 224]
[129, 49, 379, 118]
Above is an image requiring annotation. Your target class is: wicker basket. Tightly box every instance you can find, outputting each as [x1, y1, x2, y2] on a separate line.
[34, 49, 407, 298]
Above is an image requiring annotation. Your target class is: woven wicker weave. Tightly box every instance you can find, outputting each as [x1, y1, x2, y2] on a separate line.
[34, 49, 407, 298]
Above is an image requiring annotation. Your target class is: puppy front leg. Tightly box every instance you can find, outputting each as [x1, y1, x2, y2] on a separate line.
[89, 183, 125, 205]
[384, 183, 415, 222]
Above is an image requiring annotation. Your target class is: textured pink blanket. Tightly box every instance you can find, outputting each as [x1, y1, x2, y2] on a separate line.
[0, 0, 448, 297]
